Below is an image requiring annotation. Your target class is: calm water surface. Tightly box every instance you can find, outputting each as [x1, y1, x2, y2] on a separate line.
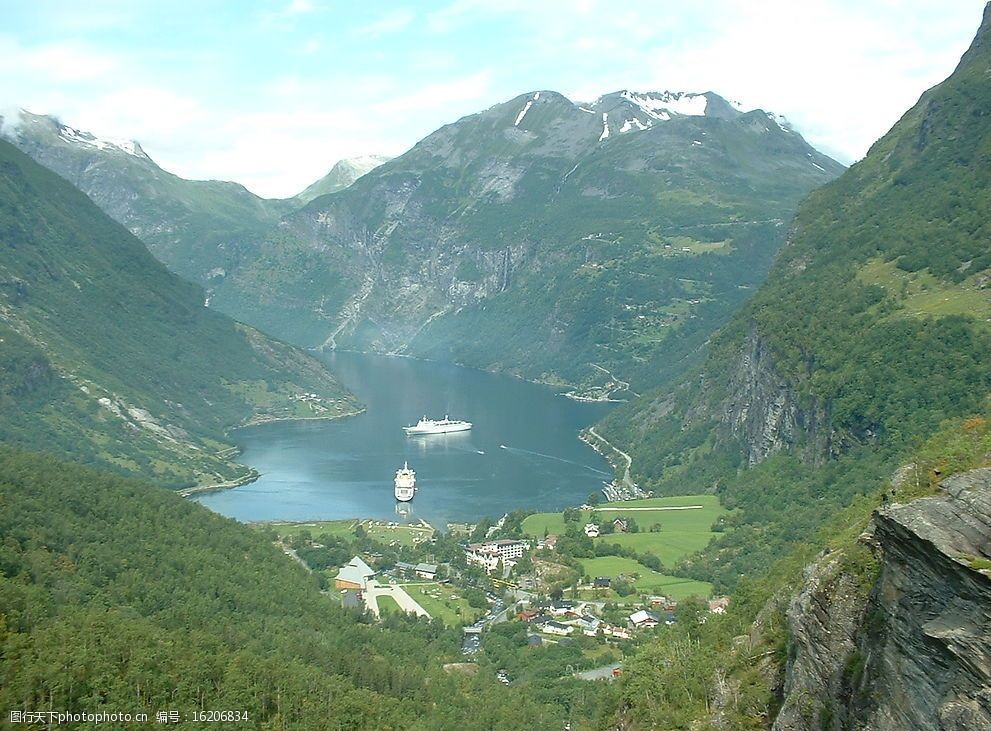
[194, 352, 616, 527]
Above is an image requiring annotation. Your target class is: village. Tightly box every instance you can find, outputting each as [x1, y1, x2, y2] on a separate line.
[258, 493, 732, 683]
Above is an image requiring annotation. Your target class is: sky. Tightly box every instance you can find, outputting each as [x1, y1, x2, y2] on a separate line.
[1, 0, 987, 198]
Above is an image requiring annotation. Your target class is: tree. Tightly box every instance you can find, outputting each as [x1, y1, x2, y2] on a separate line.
[353, 523, 367, 539]
[586, 492, 601, 506]
[612, 578, 635, 597]
[562, 507, 581, 524]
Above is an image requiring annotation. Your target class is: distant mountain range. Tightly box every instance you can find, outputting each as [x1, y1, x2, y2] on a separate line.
[295, 154, 391, 204]
[3, 90, 841, 394]
[210, 89, 842, 392]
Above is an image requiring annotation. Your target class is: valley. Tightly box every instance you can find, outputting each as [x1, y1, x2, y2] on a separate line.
[2, 4, 991, 730]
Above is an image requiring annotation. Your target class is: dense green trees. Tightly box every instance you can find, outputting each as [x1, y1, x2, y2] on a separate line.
[0, 448, 609, 729]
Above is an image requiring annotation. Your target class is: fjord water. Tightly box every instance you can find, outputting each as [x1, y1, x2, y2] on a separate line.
[194, 352, 615, 527]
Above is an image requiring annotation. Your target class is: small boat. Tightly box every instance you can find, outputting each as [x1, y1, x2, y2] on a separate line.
[403, 415, 472, 435]
[394, 461, 417, 502]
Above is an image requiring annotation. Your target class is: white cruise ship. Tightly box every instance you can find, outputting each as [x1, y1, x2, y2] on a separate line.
[394, 461, 417, 502]
[403, 416, 472, 435]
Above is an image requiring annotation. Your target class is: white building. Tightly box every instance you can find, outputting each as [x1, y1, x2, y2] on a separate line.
[542, 621, 574, 636]
[629, 610, 659, 629]
[465, 539, 530, 572]
[335, 556, 376, 590]
[584, 523, 600, 538]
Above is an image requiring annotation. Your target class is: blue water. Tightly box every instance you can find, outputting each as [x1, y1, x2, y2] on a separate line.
[193, 352, 616, 527]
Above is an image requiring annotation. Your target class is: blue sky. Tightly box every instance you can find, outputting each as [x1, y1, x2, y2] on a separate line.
[1, 0, 987, 197]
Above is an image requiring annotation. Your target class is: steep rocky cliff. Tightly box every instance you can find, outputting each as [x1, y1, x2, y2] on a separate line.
[774, 468, 991, 731]
[603, 3, 991, 480]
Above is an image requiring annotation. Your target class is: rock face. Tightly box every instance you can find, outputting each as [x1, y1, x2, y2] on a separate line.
[774, 469, 991, 731]
[859, 468, 991, 730]
[716, 329, 834, 465]
[773, 552, 869, 731]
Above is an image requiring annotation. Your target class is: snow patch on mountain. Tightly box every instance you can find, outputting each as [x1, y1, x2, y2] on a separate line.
[57, 124, 147, 158]
[599, 113, 610, 141]
[620, 91, 707, 120]
[514, 93, 538, 127]
[619, 118, 651, 133]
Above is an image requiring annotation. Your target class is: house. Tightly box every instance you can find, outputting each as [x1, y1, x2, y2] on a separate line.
[578, 616, 602, 636]
[708, 596, 731, 614]
[602, 624, 632, 640]
[548, 601, 576, 617]
[465, 539, 530, 572]
[542, 621, 574, 636]
[415, 562, 438, 580]
[537, 534, 559, 551]
[629, 610, 660, 629]
[593, 576, 611, 588]
[335, 556, 376, 590]
[527, 635, 544, 647]
[518, 609, 539, 622]
[583, 523, 600, 538]
[647, 595, 667, 607]
[612, 517, 629, 533]
[395, 561, 416, 577]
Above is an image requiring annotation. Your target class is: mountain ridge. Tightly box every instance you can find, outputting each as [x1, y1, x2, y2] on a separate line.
[0, 138, 359, 488]
[204, 86, 843, 392]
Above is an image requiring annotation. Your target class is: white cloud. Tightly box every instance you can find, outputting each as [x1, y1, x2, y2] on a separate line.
[355, 8, 415, 37]
[0, 37, 120, 82]
[1, 0, 985, 196]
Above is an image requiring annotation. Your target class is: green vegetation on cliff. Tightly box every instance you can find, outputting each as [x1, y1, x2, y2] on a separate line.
[0, 140, 358, 487]
[600, 6, 991, 588]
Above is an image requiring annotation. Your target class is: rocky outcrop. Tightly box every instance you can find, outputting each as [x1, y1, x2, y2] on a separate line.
[717, 329, 831, 465]
[772, 552, 869, 731]
[856, 468, 991, 730]
[773, 468, 991, 730]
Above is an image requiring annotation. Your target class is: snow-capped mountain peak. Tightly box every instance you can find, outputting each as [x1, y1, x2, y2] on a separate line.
[56, 123, 148, 159]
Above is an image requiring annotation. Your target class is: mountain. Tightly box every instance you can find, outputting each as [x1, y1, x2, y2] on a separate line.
[295, 154, 390, 204]
[598, 3, 991, 586]
[0, 109, 293, 287]
[203, 89, 843, 392]
[0, 139, 358, 488]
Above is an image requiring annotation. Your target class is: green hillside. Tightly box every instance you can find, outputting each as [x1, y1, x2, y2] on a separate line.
[0, 140, 358, 487]
[599, 5, 991, 589]
[5, 110, 292, 286]
[0, 448, 610, 729]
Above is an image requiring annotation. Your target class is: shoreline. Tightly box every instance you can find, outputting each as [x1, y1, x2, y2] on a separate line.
[181, 407, 366, 499]
[177, 468, 260, 497]
[249, 516, 436, 533]
[580, 426, 636, 490]
[236, 406, 366, 430]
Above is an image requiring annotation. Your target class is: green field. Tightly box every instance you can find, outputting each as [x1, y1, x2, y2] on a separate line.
[578, 556, 712, 600]
[523, 495, 728, 566]
[260, 519, 434, 548]
[375, 594, 403, 616]
[403, 583, 484, 627]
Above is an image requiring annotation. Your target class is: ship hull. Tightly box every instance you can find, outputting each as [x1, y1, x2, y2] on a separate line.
[395, 490, 415, 502]
[404, 423, 472, 435]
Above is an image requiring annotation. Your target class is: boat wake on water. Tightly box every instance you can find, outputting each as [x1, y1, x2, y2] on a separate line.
[498, 444, 611, 476]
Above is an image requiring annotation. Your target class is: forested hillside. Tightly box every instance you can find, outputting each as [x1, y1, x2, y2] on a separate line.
[0, 448, 614, 729]
[0, 140, 358, 488]
[599, 3, 991, 589]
